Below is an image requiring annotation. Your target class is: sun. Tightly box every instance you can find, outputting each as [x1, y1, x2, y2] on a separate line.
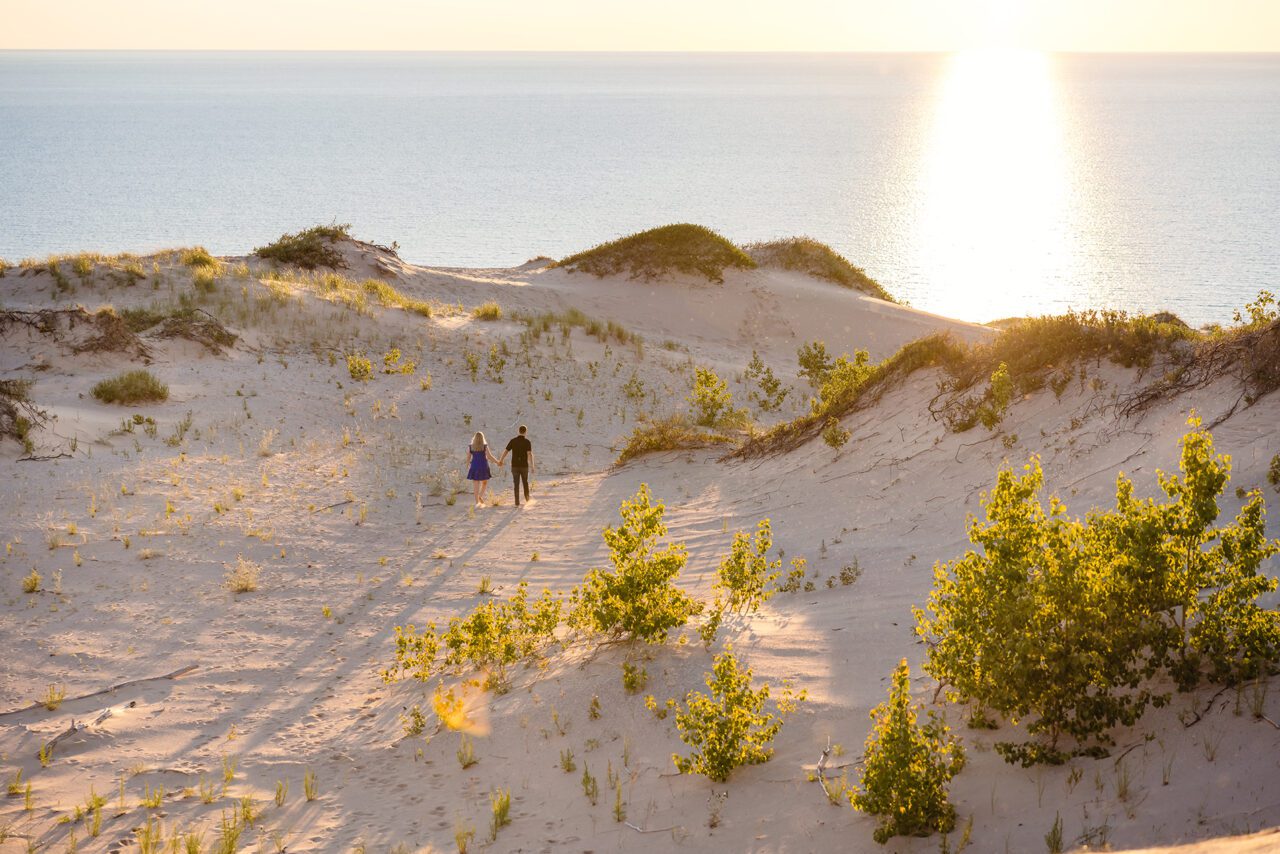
[909, 48, 1078, 321]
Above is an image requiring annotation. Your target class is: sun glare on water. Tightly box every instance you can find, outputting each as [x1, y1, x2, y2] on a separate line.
[911, 49, 1077, 322]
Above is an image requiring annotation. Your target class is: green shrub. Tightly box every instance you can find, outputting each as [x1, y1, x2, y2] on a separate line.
[796, 341, 833, 390]
[1269, 453, 1280, 493]
[1233, 290, 1278, 329]
[821, 416, 850, 450]
[485, 344, 505, 383]
[672, 647, 802, 782]
[441, 583, 561, 692]
[91, 370, 168, 405]
[689, 366, 733, 427]
[555, 224, 756, 284]
[382, 583, 561, 693]
[812, 350, 874, 414]
[744, 351, 789, 413]
[254, 224, 350, 269]
[346, 353, 373, 382]
[569, 484, 701, 644]
[851, 659, 965, 843]
[615, 414, 732, 466]
[714, 520, 781, 616]
[975, 361, 1013, 430]
[915, 417, 1280, 764]
[745, 237, 894, 301]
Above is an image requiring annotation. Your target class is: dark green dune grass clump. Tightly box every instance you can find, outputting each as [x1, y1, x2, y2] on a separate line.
[255, 224, 351, 270]
[91, 369, 169, 405]
[555, 224, 756, 284]
[745, 237, 894, 302]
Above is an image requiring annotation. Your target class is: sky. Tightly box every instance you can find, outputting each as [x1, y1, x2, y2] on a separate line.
[3, 0, 1279, 51]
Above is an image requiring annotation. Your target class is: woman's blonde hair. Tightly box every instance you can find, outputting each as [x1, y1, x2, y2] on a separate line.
[470, 431, 486, 452]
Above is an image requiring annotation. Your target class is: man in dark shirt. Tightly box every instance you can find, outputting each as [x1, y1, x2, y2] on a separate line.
[498, 425, 534, 507]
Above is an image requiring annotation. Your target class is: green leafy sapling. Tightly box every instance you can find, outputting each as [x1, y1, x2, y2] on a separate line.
[672, 646, 804, 783]
[570, 484, 701, 643]
[851, 659, 965, 843]
[745, 351, 789, 412]
[714, 519, 781, 616]
[688, 366, 733, 427]
[797, 341, 833, 389]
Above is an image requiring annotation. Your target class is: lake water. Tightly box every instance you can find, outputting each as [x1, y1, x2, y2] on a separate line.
[1, 51, 1277, 325]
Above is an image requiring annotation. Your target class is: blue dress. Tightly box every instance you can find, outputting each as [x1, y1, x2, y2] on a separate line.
[466, 447, 492, 481]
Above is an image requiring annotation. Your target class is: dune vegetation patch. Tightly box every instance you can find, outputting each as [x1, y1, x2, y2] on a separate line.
[514, 307, 641, 347]
[0, 378, 45, 454]
[263, 269, 435, 318]
[179, 246, 220, 270]
[555, 223, 756, 284]
[737, 309, 1200, 458]
[745, 237, 894, 302]
[254, 223, 351, 270]
[91, 369, 169, 405]
[615, 414, 734, 466]
[916, 417, 1280, 766]
[122, 305, 238, 353]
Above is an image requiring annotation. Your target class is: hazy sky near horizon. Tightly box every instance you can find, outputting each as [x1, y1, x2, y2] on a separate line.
[4, 0, 1279, 51]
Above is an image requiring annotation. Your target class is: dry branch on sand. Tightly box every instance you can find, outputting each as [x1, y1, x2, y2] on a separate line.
[0, 307, 150, 360]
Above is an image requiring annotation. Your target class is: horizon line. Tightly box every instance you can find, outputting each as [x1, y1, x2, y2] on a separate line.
[2, 47, 1279, 55]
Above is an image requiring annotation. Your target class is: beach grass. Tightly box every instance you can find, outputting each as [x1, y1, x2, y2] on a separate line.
[555, 223, 756, 284]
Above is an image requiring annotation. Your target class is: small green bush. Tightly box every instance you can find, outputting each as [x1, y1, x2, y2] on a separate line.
[556, 224, 756, 284]
[1233, 290, 1278, 329]
[689, 366, 733, 427]
[254, 224, 350, 270]
[714, 519, 781, 616]
[672, 647, 802, 782]
[91, 370, 169, 405]
[744, 351, 789, 413]
[441, 583, 561, 692]
[851, 659, 965, 843]
[797, 341, 833, 390]
[821, 416, 850, 450]
[1269, 453, 1280, 493]
[383, 583, 560, 694]
[347, 353, 373, 382]
[569, 484, 701, 644]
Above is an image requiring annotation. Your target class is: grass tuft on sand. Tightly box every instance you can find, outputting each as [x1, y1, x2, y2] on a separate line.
[556, 224, 756, 284]
[91, 370, 169, 405]
[745, 237, 894, 302]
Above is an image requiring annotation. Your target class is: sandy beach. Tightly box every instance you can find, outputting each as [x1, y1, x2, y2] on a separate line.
[2, 231, 1278, 853]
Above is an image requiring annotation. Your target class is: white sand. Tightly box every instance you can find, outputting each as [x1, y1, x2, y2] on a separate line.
[1, 238, 1277, 852]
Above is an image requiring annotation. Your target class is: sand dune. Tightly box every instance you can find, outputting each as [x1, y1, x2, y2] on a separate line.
[1, 235, 1277, 852]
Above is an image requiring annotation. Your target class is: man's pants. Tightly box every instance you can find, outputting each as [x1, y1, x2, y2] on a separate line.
[512, 467, 530, 504]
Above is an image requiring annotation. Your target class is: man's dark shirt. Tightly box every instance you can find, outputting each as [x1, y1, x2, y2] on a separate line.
[506, 435, 532, 468]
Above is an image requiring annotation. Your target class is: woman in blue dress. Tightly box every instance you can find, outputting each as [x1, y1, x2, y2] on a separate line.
[465, 431, 502, 507]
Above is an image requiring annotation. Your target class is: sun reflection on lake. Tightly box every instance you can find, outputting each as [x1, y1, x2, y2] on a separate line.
[911, 49, 1077, 322]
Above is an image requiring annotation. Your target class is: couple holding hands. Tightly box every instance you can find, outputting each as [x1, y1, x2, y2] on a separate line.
[466, 425, 534, 508]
